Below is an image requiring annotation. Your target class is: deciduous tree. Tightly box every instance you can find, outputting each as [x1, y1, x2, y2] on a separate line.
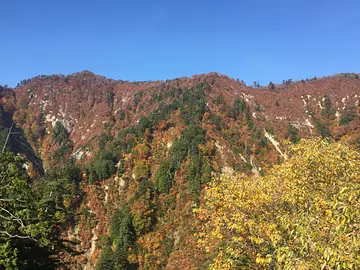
[195, 139, 360, 269]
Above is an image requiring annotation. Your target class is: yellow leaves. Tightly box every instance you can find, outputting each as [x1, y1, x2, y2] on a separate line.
[195, 138, 360, 269]
[249, 236, 265, 245]
[339, 186, 348, 193]
[255, 254, 272, 265]
[325, 209, 333, 218]
[210, 250, 236, 270]
[232, 236, 244, 242]
[323, 247, 334, 261]
[277, 252, 286, 263]
[210, 230, 223, 240]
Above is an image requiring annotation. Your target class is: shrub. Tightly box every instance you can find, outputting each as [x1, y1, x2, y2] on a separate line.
[340, 111, 356, 125]
[132, 160, 149, 181]
[287, 123, 301, 143]
[321, 95, 336, 116]
[315, 121, 331, 138]
[117, 109, 125, 120]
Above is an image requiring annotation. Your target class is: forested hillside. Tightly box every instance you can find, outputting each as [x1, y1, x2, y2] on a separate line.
[0, 72, 359, 269]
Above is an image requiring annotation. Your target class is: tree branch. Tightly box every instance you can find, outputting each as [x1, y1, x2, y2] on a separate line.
[0, 198, 26, 203]
[0, 230, 31, 239]
[0, 207, 25, 227]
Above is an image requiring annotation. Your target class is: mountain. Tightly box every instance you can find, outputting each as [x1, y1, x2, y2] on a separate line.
[1, 71, 359, 269]
[13, 71, 360, 161]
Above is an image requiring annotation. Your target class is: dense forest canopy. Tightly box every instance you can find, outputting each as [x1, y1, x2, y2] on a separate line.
[0, 72, 359, 269]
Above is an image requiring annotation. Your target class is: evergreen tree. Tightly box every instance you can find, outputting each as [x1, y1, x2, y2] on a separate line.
[268, 81, 275, 90]
[155, 160, 174, 194]
[287, 123, 301, 143]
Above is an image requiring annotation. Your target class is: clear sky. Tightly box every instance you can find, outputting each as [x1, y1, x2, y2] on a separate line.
[1, 0, 359, 87]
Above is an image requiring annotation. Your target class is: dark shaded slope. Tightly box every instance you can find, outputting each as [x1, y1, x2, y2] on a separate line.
[0, 85, 44, 177]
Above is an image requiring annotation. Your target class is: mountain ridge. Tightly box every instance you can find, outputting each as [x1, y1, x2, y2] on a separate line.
[12, 71, 360, 157]
[1, 71, 359, 268]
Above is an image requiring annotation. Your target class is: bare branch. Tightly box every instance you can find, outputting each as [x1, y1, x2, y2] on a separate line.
[0, 198, 26, 203]
[2, 122, 14, 152]
[0, 230, 31, 239]
[0, 213, 12, 220]
[0, 207, 25, 227]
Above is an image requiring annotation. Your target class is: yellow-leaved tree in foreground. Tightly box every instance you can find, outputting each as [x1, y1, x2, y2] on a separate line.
[194, 139, 360, 269]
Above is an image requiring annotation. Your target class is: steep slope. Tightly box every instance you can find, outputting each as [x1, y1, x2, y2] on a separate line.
[7, 71, 360, 269]
[0, 85, 44, 177]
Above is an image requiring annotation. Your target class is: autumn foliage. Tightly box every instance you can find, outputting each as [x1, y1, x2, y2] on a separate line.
[195, 139, 360, 269]
[2, 71, 360, 268]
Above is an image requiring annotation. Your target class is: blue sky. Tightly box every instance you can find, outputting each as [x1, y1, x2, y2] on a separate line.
[1, 0, 359, 87]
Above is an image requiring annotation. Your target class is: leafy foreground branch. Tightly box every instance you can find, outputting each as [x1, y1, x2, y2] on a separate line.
[0, 152, 60, 269]
[195, 139, 360, 269]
